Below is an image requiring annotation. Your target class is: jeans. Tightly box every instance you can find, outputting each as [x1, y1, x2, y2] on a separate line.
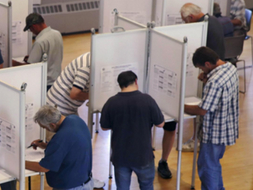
[0, 180, 16, 190]
[53, 178, 93, 190]
[198, 142, 226, 190]
[114, 161, 155, 190]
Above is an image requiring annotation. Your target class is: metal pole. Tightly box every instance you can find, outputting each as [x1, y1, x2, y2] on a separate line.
[191, 118, 198, 189]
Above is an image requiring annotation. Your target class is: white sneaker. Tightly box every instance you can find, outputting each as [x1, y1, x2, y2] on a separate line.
[93, 178, 105, 189]
[182, 139, 200, 152]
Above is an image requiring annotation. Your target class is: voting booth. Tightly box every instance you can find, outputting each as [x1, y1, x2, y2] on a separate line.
[0, 61, 47, 190]
[0, 2, 12, 67]
[89, 12, 208, 188]
[0, 0, 32, 58]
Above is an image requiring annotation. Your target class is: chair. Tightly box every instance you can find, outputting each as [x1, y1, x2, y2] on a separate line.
[245, 9, 252, 40]
[224, 34, 246, 93]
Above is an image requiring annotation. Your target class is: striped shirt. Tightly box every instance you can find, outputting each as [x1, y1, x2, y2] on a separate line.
[47, 53, 90, 116]
[198, 62, 239, 146]
[230, 0, 247, 30]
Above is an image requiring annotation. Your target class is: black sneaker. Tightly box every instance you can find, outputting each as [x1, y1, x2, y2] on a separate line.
[158, 161, 172, 179]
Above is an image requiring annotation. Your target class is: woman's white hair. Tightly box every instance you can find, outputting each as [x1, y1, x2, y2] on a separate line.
[180, 3, 202, 18]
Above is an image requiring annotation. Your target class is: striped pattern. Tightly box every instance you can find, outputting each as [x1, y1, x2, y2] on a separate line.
[47, 53, 90, 116]
[199, 62, 239, 146]
[230, 0, 247, 30]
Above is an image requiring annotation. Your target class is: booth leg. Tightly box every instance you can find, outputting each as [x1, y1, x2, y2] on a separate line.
[191, 118, 198, 190]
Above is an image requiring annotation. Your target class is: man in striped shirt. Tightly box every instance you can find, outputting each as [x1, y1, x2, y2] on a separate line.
[184, 47, 239, 190]
[47, 53, 90, 116]
[46, 52, 105, 189]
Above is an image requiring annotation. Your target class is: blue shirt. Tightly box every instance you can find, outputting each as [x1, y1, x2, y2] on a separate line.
[199, 62, 239, 146]
[216, 15, 234, 37]
[39, 115, 92, 189]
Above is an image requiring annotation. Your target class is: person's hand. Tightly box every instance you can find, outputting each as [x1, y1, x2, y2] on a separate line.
[28, 139, 47, 150]
[198, 72, 208, 84]
[23, 55, 29, 63]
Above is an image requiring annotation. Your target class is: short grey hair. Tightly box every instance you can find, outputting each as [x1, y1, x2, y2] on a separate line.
[180, 3, 202, 18]
[34, 105, 61, 127]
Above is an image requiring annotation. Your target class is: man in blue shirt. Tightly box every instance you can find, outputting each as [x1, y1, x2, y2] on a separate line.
[185, 47, 239, 190]
[25, 105, 93, 190]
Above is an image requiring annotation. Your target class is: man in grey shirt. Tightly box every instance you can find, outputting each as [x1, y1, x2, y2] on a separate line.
[13, 13, 63, 91]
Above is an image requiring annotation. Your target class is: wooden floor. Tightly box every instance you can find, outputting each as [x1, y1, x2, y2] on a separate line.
[20, 24, 253, 190]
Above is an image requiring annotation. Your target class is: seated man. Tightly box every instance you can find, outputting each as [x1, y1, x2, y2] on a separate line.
[213, 2, 234, 37]
[26, 105, 93, 190]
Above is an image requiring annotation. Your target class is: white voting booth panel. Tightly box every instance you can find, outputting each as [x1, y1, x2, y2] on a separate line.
[0, 2, 12, 68]
[162, 0, 213, 26]
[114, 14, 147, 32]
[148, 30, 187, 121]
[0, 0, 32, 57]
[154, 21, 208, 98]
[0, 81, 25, 187]
[99, 0, 152, 33]
[0, 63, 47, 147]
[90, 29, 148, 112]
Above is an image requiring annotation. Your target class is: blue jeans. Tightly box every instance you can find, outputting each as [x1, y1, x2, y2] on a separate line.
[114, 161, 155, 190]
[198, 142, 226, 190]
[53, 178, 93, 190]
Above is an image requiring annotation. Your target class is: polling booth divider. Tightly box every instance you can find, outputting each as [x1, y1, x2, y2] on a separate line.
[89, 19, 210, 188]
[0, 60, 47, 190]
[0, 81, 25, 190]
[0, 2, 12, 67]
[147, 29, 188, 190]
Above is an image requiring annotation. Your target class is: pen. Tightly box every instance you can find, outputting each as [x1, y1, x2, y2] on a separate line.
[27, 140, 43, 148]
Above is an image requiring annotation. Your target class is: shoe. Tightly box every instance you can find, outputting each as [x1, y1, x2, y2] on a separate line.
[181, 139, 200, 152]
[93, 178, 105, 189]
[157, 160, 172, 179]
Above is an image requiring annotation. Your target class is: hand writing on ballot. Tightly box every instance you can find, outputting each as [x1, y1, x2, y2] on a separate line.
[27, 139, 47, 150]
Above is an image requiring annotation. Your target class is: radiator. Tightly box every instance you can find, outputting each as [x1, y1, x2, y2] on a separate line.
[33, 0, 100, 34]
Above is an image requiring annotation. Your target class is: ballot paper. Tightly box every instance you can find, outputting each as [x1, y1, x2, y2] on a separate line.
[25, 147, 44, 162]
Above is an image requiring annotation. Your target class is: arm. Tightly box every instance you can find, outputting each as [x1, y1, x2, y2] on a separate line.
[231, 19, 242, 27]
[101, 127, 111, 131]
[12, 59, 28, 66]
[156, 121, 165, 128]
[69, 86, 89, 101]
[184, 105, 207, 116]
[25, 161, 49, 172]
[29, 139, 47, 150]
[198, 72, 208, 84]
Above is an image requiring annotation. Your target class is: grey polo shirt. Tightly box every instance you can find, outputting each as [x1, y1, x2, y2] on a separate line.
[28, 26, 63, 86]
